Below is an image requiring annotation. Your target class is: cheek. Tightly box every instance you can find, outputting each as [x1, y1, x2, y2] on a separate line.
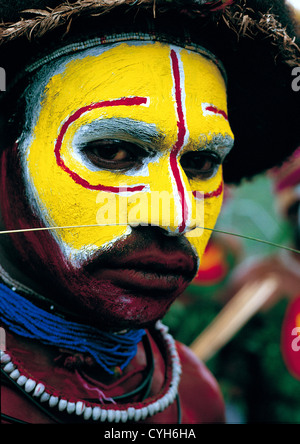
[0, 145, 68, 275]
[187, 188, 223, 266]
[25, 136, 131, 261]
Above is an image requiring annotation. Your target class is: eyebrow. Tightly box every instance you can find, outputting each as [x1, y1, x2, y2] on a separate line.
[73, 118, 161, 152]
[193, 133, 235, 159]
[73, 117, 234, 159]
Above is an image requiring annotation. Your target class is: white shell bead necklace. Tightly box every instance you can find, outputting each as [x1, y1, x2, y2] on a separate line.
[1, 321, 182, 423]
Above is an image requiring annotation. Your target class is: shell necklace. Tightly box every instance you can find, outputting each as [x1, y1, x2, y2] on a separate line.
[1, 321, 182, 423]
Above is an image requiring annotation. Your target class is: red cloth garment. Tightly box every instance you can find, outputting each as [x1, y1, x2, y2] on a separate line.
[281, 296, 300, 380]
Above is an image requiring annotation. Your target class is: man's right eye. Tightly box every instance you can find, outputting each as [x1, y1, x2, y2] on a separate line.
[180, 150, 221, 180]
[82, 139, 147, 171]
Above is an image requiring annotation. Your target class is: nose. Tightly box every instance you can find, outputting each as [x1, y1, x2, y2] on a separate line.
[127, 155, 199, 236]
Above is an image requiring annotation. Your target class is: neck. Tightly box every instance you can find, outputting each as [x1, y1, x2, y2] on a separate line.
[0, 282, 146, 375]
[0, 260, 90, 324]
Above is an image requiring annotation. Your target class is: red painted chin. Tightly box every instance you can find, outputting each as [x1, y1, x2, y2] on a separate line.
[52, 271, 190, 331]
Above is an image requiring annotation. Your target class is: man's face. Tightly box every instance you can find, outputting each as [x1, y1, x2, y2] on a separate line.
[1, 42, 234, 329]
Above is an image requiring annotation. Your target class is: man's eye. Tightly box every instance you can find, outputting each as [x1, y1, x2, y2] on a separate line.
[180, 151, 221, 179]
[82, 140, 145, 170]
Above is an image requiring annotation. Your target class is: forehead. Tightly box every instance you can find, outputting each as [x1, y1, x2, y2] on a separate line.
[25, 41, 230, 140]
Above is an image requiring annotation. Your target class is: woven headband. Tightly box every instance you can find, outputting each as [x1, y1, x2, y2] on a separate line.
[25, 31, 227, 81]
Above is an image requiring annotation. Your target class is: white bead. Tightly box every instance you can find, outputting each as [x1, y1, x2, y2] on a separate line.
[58, 399, 68, 412]
[75, 401, 85, 416]
[173, 375, 180, 386]
[0, 353, 11, 364]
[120, 410, 128, 423]
[172, 356, 180, 366]
[16, 375, 27, 386]
[3, 362, 15, 373]
[25, 379, 36, 393]
[40, 392, 50, 403]
[83, 406, 92, 420]
[49, 395, 59, 407]
[148, 403, 156, 416]
[67, 402, 76, 414]
[92, 406, 101, 420]
[100, 409, 108, 422]
[33, 383, 45, 398]
[114, 410, 121, 423]
[107, 410, 116, 422]
[156, 321, 169, 333]
[165, 333, 173, 343]
[165, 392, 173, 405]
[155, 400, 163, 413]
[156, 400, 162, 413]
[134, 409, 142, 422]
[10, 369, 20, 380]
[161, 396, 168, 409]
[141, 407, 148, 420]
[127, 407, 135, 420]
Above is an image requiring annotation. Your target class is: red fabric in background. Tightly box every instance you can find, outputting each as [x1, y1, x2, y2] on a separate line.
[281, 296, 300, 380]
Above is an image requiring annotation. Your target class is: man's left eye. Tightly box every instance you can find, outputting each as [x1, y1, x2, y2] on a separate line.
[180, 151, 221, 180]
[82, 139, 147, 170]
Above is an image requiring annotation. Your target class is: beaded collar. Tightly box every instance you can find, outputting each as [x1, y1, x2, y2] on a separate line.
[1, 321, 182, 423]
[0, 282, 146, 375]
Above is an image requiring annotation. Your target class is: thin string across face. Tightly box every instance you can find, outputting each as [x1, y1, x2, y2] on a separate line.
[0, 224, 299, 255]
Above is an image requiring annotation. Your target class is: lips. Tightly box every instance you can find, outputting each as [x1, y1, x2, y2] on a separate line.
[86, 248, 197, 295]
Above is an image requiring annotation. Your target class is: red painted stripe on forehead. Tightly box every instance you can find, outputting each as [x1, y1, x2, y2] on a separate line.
[169, 49, 189, 234]
[55, 97, 148, 193]
[204, 105, 228, 121]
[193, 181, 224, 199]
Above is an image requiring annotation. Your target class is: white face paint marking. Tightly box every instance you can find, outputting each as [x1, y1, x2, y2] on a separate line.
[168, 48, 193, 235]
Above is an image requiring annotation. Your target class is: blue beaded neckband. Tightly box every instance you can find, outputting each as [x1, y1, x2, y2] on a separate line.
[0, 283, 145, 375]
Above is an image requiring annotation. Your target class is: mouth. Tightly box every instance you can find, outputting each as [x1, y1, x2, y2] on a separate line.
[86, 249, 197, 294]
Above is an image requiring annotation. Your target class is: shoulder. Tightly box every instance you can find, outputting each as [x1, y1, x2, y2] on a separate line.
[176, 341, 225, 424]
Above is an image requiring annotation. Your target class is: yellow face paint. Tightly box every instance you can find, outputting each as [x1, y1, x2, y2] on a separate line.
[22, 42, 234, 269]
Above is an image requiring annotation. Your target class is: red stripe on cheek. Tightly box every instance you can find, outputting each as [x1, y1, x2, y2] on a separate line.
[169, 49, 189, 234]
[204, 105, 228, 121]
[193, 181, 224, 199]
[55, 97, 148, 193]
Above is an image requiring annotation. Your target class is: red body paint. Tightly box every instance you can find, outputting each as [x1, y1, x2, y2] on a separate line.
[55, 96, 148, 193]
[0, 143, 67, 285]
